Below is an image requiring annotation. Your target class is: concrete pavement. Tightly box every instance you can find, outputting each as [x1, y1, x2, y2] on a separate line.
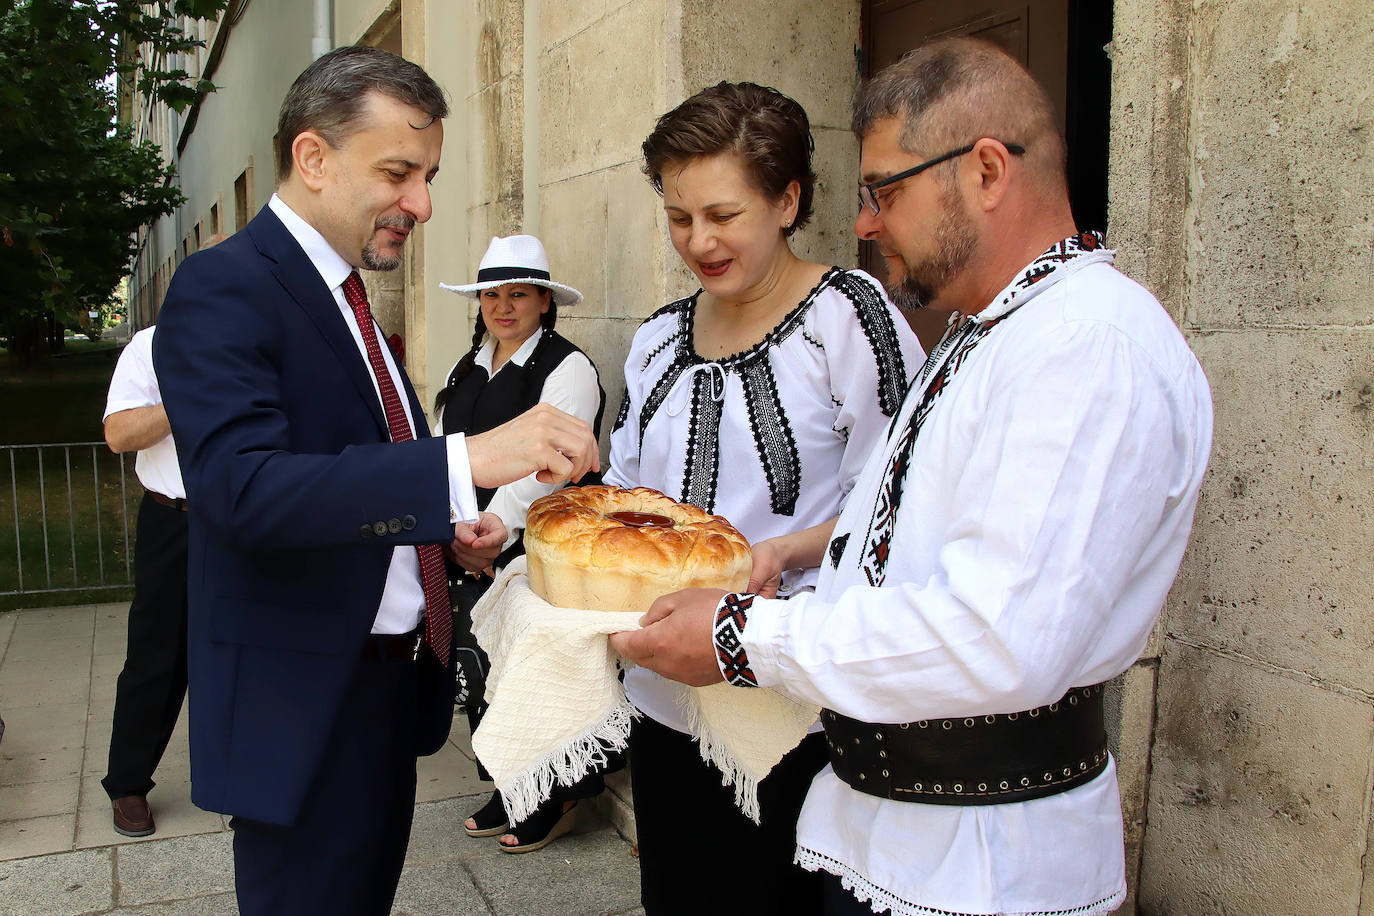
[0, 603, 643, 915]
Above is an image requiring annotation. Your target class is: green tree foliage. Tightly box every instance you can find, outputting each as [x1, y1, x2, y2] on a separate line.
[0, 0, 228, 364]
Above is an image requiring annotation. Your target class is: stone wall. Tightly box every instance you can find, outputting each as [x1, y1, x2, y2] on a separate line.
[440, 0, 862, 457]
[1109, 1, 1374, 911]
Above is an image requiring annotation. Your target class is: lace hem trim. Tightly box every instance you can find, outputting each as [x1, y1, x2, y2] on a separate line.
[794, 846, 1127, 916]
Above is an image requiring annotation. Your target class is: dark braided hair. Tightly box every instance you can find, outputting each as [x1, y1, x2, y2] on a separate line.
[434, 289, 559, 416]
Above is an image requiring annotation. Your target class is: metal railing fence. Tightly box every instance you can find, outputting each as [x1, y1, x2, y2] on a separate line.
[1, 442, 139, 597]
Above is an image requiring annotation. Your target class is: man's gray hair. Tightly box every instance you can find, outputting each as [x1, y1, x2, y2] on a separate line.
[276, 45, 449, 181]
[852, 37, 1066, 186]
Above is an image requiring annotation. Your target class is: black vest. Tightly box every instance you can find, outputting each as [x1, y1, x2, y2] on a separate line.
[439, 331, 605, 564]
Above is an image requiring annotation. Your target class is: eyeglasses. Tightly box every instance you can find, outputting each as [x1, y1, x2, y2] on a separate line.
[857, 141, 1027, 216]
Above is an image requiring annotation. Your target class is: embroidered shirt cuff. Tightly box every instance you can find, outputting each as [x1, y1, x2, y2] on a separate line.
[445, 433, 479, 524]
[714, 593, 761, 687]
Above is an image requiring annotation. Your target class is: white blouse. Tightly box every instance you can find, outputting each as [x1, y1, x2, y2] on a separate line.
[606, 267, 923, 732]
[435, 328, 602, 553]
[723, 242, 1214, 915]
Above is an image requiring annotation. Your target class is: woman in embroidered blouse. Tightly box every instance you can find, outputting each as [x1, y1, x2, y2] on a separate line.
[435, 234, 608, 854]
[605, 82, 922, 914]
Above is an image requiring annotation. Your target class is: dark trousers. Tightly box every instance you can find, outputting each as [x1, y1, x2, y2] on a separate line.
[630, 714, 828, 916]
[102, 494, 189, 800]
[232, 651, 421, 916]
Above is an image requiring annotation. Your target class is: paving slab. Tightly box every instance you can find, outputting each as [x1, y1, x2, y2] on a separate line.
[113, 831, 235, 907]
[106, 893, 237, 915]
[464, 822, 642, 915]
[1, 635, 93, 666]
[0, 847, 112, 916]
[0, 776, 80, 821]
[0, 745, 84, 787]
[0, 813, 76, 860]
[390, 861, 493, 916]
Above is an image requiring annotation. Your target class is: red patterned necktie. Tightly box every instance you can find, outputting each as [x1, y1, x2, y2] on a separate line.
[342, 271, 452, 663]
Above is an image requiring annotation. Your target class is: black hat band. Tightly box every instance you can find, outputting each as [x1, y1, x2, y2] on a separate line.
[476, 266, 551, 283]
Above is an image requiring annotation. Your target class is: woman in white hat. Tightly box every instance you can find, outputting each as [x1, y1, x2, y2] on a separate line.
[436, 234, 608, 853]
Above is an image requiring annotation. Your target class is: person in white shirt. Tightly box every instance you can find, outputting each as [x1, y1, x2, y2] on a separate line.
[101, 320, 194, 839]
[612, 37, 1213, 916]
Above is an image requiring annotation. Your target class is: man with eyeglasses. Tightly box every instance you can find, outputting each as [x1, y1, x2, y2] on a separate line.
[613, 36, 1213, 916]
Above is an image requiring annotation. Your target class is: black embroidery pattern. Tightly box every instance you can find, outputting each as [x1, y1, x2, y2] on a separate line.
[832, 271, 910, 418]
[740, 358, 801, 516]
[640, 358, 690, 451]
[714, 593, 759, 687]
[828, 532, 850, 569]
[634, 272, 845, 515]
[682, 369, 723, 512]
[611, 388, 630, 434]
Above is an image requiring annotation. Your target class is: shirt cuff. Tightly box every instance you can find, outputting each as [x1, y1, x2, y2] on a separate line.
[714, 593, 761, 687]
[445, 433, 479, 523]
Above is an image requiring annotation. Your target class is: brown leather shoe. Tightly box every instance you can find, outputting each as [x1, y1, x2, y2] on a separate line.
[111, 795, 155, 837]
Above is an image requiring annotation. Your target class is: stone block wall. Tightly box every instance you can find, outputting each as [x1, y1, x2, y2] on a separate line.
[442, 0, 863, 458]
[1110, 1, 1374, 911]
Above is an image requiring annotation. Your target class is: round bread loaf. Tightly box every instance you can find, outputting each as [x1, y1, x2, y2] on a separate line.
[524, 485, 752, 612]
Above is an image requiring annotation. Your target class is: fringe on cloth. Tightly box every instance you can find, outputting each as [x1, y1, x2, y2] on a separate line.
[682, 690, 765, 824]
[497, 696, 639, 824]
[795, 847, 1128, 916]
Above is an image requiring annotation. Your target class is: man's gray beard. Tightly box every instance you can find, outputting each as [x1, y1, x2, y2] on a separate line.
[360, 244, 402, 271]
[360, 216, 416, 271]
[885, 183, 977, 310]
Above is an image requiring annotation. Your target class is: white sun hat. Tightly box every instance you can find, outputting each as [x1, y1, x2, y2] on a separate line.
[439, 235, 584, 307]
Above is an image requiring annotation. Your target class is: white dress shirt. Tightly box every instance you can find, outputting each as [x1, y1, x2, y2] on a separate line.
[721, 241, 1213, 915]
[104, 327, 185, 500]
[606, 268, 922, 733]
[434, 328, 602, 552]
[268, 194, 478, 635]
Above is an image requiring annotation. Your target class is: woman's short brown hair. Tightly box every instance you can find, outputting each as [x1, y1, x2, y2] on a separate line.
[642, 82, 815, 236]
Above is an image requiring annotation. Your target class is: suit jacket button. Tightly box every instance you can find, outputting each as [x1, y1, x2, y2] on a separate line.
[360, 524, 373, 540]
[388, 517, 402, 534]
[373, 521, 388, 537]
[402, 514, 417, 531]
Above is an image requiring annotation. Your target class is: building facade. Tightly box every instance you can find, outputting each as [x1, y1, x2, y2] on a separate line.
[124, 1, 1374, 911]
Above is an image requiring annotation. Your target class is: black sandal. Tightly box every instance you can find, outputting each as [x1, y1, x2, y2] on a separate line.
[498, 798, 577, 854]
[464, 791, 508, 838]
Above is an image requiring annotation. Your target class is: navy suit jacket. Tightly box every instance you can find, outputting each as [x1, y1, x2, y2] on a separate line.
[154, 205, 454, 825]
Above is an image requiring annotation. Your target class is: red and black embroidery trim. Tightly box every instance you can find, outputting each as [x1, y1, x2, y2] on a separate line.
[714, 592, 759, 687]
[858, 232, 1106, 587]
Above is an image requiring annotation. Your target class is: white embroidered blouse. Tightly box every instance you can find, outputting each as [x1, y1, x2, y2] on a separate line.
[606, 267, 923, 733]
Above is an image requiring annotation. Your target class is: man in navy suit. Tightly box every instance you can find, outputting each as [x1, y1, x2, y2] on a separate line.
[154, 46, 598, 915]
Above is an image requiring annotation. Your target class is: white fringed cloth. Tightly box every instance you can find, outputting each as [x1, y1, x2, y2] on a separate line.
[470, 557, 819, 824]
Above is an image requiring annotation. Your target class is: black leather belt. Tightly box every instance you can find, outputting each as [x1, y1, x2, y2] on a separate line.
[147, 491, 188, 511]
[822, 684, 1109, 805]
[360, 629, 422, 662]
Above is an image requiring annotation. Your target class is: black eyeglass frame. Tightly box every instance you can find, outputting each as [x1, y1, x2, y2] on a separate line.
[858, 141, 1027, 216]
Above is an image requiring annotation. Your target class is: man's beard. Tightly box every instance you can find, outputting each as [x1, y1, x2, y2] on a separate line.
[886, 183, 977, 311]
[360, 215, 416, 271]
